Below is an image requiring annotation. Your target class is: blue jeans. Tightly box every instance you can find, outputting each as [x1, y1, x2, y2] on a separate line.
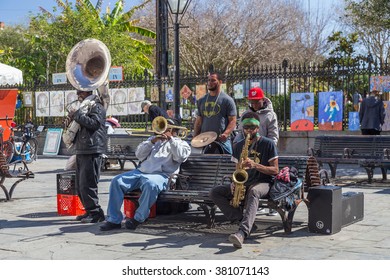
[106, 169, 169, 224]
[218, 139, 232, 154]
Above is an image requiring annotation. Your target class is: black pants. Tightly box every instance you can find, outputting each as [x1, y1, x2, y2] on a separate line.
[361, 129, 381, 135]
[76, 154, 102, 215]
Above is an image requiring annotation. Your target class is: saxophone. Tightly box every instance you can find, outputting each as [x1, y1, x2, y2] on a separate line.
[230, 133, 250, 208]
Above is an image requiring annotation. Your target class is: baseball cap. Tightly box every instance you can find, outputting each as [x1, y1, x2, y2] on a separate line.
[140, 100, 152, 110]
[248, 87, 265, 100]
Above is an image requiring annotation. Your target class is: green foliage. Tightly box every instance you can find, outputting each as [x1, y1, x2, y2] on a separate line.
[346, 0, 390, 30]
[1, 0, 155, 82]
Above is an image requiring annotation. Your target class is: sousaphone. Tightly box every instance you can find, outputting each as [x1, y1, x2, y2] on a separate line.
[65, 38, 111, 109]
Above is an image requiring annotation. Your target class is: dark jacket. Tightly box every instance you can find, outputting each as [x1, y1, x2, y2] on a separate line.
[73, 96, 107, 154]
[148, 105, 169, 122]
[359, 95, 385, 131]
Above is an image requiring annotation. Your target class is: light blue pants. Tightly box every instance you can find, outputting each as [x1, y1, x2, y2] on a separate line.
[218, 139, 232, 154]
[106, 169, 169, 224]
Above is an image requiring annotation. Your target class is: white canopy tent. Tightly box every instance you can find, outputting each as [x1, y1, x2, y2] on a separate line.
[0, 63, 23, 85]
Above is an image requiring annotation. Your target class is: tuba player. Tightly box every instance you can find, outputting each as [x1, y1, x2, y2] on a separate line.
[209, 112, 278, 248]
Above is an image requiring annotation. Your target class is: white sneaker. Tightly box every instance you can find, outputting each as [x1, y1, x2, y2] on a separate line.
[257, 208, 267, 214]
[267, 209, 278, 216]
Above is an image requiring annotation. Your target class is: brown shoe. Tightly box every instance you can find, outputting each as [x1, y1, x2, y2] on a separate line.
[228, 231, 245, 249]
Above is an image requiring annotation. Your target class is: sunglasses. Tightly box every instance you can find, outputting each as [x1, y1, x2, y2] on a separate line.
[243, 125, 258, 130]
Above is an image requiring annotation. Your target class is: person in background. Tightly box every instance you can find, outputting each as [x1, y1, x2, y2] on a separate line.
[193, 71, 237, 154]
[234, 87, 279, 146]
[141, 100, 169, 122]
[100, 118, 191, 231]
[209, 112, 278, 249]
[353, 92, 363, 112]
[63, 90, 107, 223]
[234, 87, 279, 216]
[359, 90, 386, 135]
[105, 116, 120, 134]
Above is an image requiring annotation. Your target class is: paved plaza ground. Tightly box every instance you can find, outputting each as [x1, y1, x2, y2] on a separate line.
[0, 156, 389, 261]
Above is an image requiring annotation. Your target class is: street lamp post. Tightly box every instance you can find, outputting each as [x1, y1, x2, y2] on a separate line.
[165, 0, 191, 124]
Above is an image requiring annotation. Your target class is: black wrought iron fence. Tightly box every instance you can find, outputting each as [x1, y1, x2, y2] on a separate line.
[3, 59, 389, 131]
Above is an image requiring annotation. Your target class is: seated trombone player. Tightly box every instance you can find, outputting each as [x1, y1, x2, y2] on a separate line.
[209, 112, 278, 248]
[100, 117, 191, 231]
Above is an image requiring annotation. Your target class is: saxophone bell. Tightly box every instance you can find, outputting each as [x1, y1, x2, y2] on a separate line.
[230, 133, 251, 208]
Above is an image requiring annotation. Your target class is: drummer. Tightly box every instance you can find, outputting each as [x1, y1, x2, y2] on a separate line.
[193, 71, 237, 154]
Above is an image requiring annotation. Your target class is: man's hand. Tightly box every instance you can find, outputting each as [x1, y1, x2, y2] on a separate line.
[63, 115, 73, 128]
[230, 182, 235, 194]
[219, 133, 228, 142]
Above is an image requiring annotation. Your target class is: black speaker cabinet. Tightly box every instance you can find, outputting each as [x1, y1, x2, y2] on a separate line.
[307, 186, 342, 235]
[342, 192, 364, 227]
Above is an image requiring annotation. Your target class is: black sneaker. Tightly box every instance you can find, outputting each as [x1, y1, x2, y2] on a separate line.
[81, 209, 105, 223]
[124, 218, 141, 230]
[100, 221, 122, 231]
[75, 212, 89, 221]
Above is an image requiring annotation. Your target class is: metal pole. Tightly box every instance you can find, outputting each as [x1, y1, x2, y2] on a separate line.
[173, 16, 181, 123]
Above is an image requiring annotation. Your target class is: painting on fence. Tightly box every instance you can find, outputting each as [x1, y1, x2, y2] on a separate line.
[64, 90, 79, 113]
[370, 76, 390, 93]
[180, 85, 193, 105]
[290, 92, 314, 131]
[128, 87, 145, 115]
[165, 87, 173, 103]
[348, 112, 360, 131]
[35, 91, 49, 117]
[233, 83, 244, 99]
[49, 91, 65, 117]
[110, 88, 128, 116]
[195, 84, 207, 101]
[382, 101, 390, 131]
[318, 91, 343, 130]
[150, 86, 159, 102]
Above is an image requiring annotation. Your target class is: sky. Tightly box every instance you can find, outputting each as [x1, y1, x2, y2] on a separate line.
[0, 0, 343, 27]
[0, 0, 143, 26]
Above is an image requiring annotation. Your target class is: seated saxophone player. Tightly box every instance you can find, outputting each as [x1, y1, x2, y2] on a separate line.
[100, 118, 191, 231]
[209, 112, 278, 249]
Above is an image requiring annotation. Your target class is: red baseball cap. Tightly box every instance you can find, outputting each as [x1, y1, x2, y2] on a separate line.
[248, 87, 264, 100]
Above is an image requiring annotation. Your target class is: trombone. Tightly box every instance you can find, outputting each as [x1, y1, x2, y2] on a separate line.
[151, 116, 188, 139]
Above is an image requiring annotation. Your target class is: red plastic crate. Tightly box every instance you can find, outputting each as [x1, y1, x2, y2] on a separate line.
[57, 194, 86, 216]
[124, 198, 156, 219]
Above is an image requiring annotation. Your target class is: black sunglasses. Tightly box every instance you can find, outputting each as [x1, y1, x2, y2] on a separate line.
[243, 125, 258, 130]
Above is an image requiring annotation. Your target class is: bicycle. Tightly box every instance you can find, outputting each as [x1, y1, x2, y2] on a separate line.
[2, 119, 39, 164]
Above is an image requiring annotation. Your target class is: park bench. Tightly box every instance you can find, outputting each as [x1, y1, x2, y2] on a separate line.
[308, 135, 390, 183]
[102, 134, 150, 170]
[125, 154, 315, 233]
[0, 152, 34, 201]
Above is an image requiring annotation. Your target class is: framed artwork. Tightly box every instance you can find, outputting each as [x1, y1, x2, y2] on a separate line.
[233, 83, 243, 99]
[348, 112, 360, 131]
[128, 87, 145, 114]
[22, 92, 33, 107]
[110, 88, 128, 116]
[382, 101, 390, 131]
[49, 91, 65, 117]
[165, 87, 174, 103]
[195, 84, 207, 101]
[318, 91, 343, 131]
[370, 76, 390, 93]
[43, 128, 63, 155]
[290, 92, 314, 131]
[35, 91, 50, 117]
[150, 86, 159, 102]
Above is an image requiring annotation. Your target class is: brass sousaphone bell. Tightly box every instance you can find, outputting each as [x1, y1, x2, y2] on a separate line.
[65, 38, 111, 109]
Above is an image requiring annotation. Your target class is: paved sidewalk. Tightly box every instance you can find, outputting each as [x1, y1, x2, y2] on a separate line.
[0, 156, 389, 260]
